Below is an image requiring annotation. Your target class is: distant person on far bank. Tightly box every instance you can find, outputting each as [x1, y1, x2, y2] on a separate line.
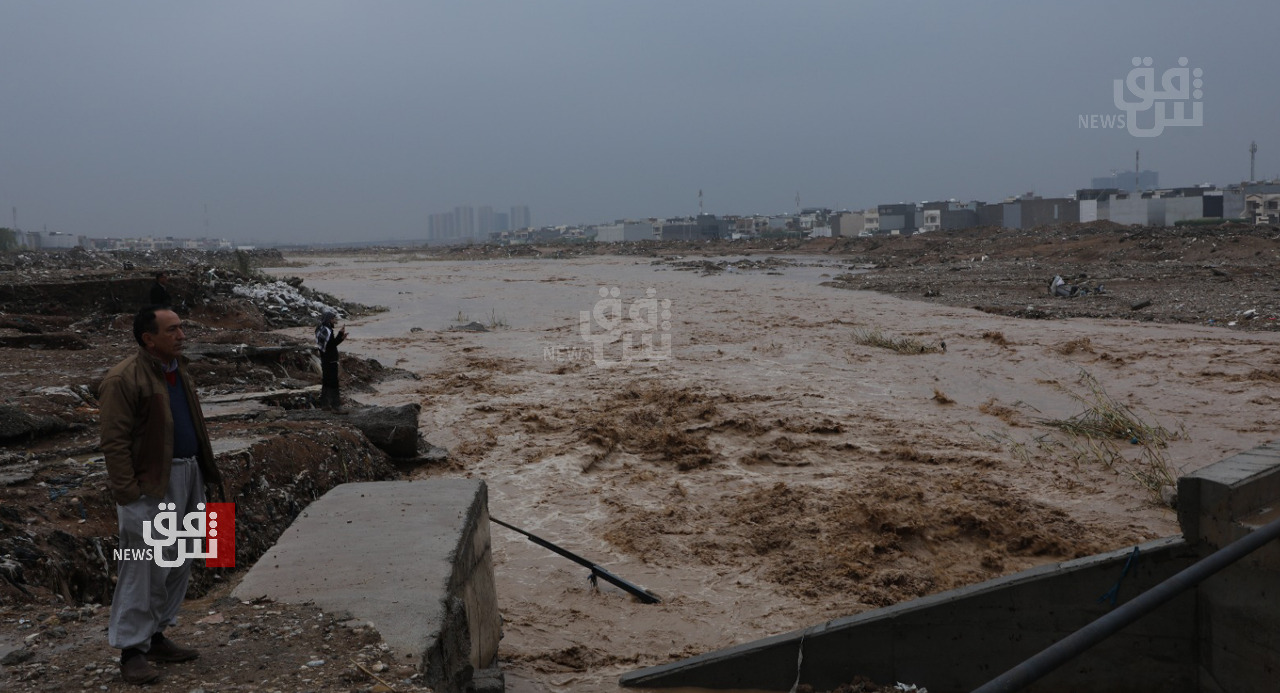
[315, 310, 347, 412]
[99, 306, 223, 684]
[149, 271, 172, 307]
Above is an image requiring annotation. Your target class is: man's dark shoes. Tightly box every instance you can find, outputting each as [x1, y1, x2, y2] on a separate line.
[148, 633, 199, 663]
[120, 651, 160, 685]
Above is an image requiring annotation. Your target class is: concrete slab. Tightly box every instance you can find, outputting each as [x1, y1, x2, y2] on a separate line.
[210, 436, 264, 456]
[233, 479, 499, 693]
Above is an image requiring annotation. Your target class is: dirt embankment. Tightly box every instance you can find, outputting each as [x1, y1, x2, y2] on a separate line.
[0, 250, 444, 690]
[819, 224, 1280, 329]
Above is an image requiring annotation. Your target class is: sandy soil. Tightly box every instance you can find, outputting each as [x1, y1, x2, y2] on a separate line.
[268, 251, 1280, 692]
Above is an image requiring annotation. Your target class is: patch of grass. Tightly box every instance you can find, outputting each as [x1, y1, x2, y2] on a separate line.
[1038, 370, 1183, 501]
[487, 308, 508, 329]
[851, 328, 942, 354]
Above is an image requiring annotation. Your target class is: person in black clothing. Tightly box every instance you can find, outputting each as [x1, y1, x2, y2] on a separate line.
[315, 310, 347, 411]
[149, 272, 172, 307]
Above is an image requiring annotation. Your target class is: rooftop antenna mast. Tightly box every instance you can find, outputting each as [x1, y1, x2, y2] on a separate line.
[795, 191, 800, 213]
[698, 189, 703, 216]
[1250, 141, 1257, 182]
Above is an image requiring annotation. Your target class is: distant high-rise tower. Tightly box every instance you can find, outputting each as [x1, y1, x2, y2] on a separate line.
[428, 212, 458, 242]
[478, 206, 495, 237]
[454, 206, 476, 240]
[510, 205, 531, 230]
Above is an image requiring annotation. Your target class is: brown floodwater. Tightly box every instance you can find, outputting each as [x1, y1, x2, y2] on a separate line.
[267, 254, 1280, 692]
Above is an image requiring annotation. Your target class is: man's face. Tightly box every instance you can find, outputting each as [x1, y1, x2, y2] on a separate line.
[143, 310, 184, 361]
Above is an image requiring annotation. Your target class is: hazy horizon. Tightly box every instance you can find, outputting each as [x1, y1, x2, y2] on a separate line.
[3, 1, 1278, 243]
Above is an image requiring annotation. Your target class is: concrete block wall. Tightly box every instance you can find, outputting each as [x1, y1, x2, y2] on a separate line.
[450, 482, 501, 672]
[1177, 441, 1280, 693]
[622, 537, 1198, 692]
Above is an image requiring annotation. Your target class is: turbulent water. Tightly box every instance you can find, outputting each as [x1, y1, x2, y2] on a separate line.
[264, 254, 1280, 693]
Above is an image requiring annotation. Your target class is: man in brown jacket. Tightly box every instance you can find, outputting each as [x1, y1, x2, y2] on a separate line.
[100, 306, 223, 684]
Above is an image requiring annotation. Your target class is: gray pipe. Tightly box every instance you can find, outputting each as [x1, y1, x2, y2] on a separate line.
[972, 515, 1280, 693]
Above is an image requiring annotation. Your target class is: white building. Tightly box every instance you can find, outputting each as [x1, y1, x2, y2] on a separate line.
[863, 209, 880, 234]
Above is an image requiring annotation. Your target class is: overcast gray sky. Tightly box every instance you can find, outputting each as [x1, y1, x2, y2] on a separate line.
[3, 1, 1277, 244]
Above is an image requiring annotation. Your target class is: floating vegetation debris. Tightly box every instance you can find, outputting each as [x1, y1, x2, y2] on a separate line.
[851, 328, 942, 355]
[1038, 370, 1183, 501]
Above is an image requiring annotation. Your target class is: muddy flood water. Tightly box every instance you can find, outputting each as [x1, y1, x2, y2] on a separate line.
[265, 253, 1280, 692]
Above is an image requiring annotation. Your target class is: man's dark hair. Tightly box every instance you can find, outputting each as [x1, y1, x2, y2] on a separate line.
[133, 306, 165, 347]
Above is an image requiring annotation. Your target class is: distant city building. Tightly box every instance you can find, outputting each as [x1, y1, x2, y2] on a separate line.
[454, 206, 476, 241]
[1244, 183, 1280, 225]
[38, 231, 82, 249]
[428, 204, 528, 244]
[1017, 197, 1079, 228]
[510, 205, 531, 231]
[876, 203, 920, 235]
[830, 211, 865, 237]
[863, 209, 879, 234]
[657, 217, 699, 241]
[595, 220, 656, 243]
[1076, 186, 1244, 226]
[427, 212, 457, 242]
[1091, 170, 1159, 192]
[696, 214, 729, 240]
[921, 201, 980, 231]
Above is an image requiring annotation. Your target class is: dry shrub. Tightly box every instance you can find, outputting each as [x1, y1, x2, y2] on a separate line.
[982, 331, 1008, 346]
[1038, 370, 1182, 501]
[1056, 338, 1095, 355]
[932, 388, 954, 404]
[851, 328, 942, 354]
